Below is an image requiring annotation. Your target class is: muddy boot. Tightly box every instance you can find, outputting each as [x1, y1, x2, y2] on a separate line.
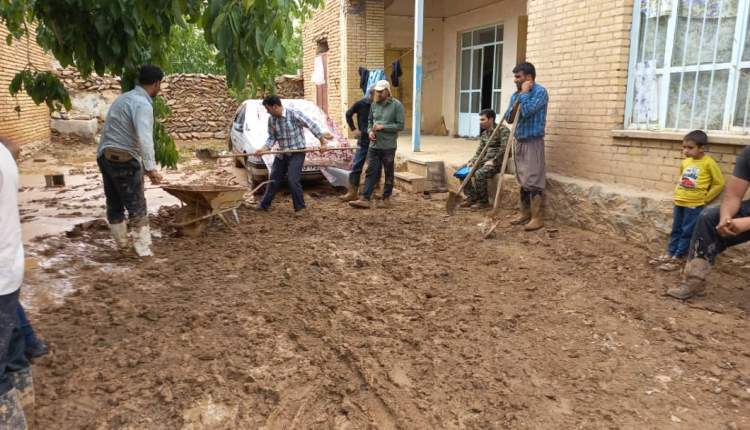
[349, 199, 373, 209]
[667, 258, 711, 300]
[132, 225, 153, 257]
[339, 184, 359, 203]
[459, 199, 475, 208]
[524, 195, 545, 231]
[377, 197, 392, 209]
[471, 201, 490, 210]
[109, 222, 129, 250]
[8, 368, 33, 420]
[0, 389, 27, 429]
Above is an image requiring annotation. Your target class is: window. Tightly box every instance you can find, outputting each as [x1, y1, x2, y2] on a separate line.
[625, 0, 750, 132]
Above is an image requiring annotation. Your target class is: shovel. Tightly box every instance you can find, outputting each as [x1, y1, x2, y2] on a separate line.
[445, 102, 520, 215]
[195, 147, 353, 162]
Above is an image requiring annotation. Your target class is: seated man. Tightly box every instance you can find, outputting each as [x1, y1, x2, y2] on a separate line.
[668, 145, 750, 300]
[460, 109, 510, 209]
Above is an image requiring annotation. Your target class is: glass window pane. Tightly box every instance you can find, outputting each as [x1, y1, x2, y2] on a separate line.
[472, 49, 482, 90]
[478, 27, 495, 45]
[473, 30, 480, 45]
[461, 50, 471, 90]
[460, 93, 470, 113]
[494, 44, 503, 90]
[667, 69, 729, 130]
[734, 69, 750, 128]
[638, 12, 669, 67]
[470, 92, 480, 113]
[461, 32, 472, 48]
[496, 25, 504, 42]
[672, 0, 739, 66]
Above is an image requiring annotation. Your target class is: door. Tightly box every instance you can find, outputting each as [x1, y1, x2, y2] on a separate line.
[458, 25, 504, 137]
[315, 53, 329, 114]
[385, 49, 413, 131]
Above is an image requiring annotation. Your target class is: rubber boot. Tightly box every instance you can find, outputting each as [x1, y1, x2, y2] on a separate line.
[109, 222, 129, 250]
[0, 389, 27, 429]
[524, 195, 545, 231]
[511, 193, 531, 225]
[349, 199, 373, 209]
[339, 184, 359, 203]
[8, 368, 33, 421]
[132, 225, 153, 257]
[667, 258, 711, 300]
[377, 197, 392, 209]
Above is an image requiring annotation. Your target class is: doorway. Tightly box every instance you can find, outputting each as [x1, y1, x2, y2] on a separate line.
[457, 25, 503, 137]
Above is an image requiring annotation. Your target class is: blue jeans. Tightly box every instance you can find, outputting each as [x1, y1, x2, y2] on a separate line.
[668, 205, 704, 258]
[260, 153, 306, 211]
[349, 142, 369, 187]
[16, 306, 38, 351]
[0, 290, 28, 396]
[362, 148, 396, 200]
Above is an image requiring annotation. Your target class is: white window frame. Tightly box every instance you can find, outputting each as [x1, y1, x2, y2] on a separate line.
[624, 0, 750, 132]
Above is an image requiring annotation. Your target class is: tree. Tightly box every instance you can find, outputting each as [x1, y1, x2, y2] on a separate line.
[1, 0, 322, 167]
[163, 24, 224, 75]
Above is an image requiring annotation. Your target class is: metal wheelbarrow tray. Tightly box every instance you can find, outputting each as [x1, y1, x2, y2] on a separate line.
[161, 184, 247, 236]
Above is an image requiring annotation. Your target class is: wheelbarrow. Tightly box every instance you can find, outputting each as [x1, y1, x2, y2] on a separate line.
[161, 184, 248, 236]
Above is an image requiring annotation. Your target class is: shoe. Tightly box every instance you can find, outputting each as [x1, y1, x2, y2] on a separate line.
[658, 258, 683, 272]
[108, 222, 128, 250]
[471, 201, 490, 210]
[377, 197, 392, 208]
[25, 339, 48, 360]
[131, 225, 153, 257]
[293, 208, 306, 217]
[8, 368, 34, 418]
[0, 389, 27, 429]
[251, 205, 268, 212]
[524, 195, 545, 231]
[339, 185, 359, 203]
[349, 199, 373, 209]
[459, 199, 476, 208]
[510, 208, 531, 225]
[649, 254, 673, 265]
[666, 258, 711, 300]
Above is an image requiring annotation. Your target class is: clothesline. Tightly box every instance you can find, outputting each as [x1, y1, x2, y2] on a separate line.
[385, 47, 414, 71]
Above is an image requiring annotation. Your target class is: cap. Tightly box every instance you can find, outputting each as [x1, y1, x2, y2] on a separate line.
[373, 80, 390, 91]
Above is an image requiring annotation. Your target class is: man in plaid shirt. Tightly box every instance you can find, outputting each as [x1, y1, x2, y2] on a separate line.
[253, 95, 332, 213]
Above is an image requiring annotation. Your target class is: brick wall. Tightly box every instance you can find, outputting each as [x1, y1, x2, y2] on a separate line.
[303, 0, 384, 134]
[526, 0, 744, 193]
[0, 25, 54, 146]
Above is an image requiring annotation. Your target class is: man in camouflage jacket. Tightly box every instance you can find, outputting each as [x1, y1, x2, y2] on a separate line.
[461, 109, 511, 209]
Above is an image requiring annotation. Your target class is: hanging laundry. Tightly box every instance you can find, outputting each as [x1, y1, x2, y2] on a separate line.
[390, 60, 403, 87]
[358, 66, 370, 95]
[311, 55, 326, 85]
[366, 69, 386, 94]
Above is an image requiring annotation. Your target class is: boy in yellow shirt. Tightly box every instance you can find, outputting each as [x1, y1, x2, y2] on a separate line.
[653, 130, 725, 271]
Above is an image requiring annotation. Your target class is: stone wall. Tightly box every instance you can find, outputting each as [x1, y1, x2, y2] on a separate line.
[526, 0, 746, 193]
[0, 25, 55, 146]
[54, 68, 305, 141]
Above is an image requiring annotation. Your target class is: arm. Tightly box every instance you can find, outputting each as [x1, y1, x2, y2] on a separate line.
[381, 103, 405, 133]
[134, 104, 156, 171]
[293, 110, 324, 140]
[345, 101, 359, 131]
[517, 86, 548, 118]
[704, 160, 725, 204]
[717, 177, 750, 236]
[264, 118, 275, 150]
[486, 127, 511, 164]
[503, 95, 517, 122]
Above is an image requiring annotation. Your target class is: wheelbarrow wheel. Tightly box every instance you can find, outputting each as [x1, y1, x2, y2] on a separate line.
[174, 205, 210, 237]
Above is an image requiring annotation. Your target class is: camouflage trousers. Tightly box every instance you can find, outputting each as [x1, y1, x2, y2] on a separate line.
[464, 164, 500, 203]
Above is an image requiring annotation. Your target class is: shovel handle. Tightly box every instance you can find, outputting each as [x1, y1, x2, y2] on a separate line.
[209, 147, 353, 159]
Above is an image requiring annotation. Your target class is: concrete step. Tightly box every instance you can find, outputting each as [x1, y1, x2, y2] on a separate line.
[403, 158, 446, 191]
[394, 171, 427, 193]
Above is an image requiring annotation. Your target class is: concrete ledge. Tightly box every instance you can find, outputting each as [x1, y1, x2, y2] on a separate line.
[612, 129, 750, 147]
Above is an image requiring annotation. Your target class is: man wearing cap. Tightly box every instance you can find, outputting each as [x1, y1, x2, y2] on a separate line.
[350, 80, 404, 209]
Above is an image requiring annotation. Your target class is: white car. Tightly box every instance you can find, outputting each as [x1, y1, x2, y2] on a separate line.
[228, 99, 353, 191]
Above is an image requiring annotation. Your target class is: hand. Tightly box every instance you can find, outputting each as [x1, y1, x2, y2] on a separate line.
[485, 160, 495, 168]
[466, 161, 473, 168]
[253, 149, 265, 157]
[521, 80, 533, 93]
[353, 130, 362, 138]
[369, 131, 377, 141]
[319, 139, 328, 150]
[322, 132, 334, 140]
[372, 124, 385, 132]
[716, 217, 738, 237]
[146, 170, 163, 185]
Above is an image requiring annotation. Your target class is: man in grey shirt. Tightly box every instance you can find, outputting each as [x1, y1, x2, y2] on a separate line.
[97, 65, 164, 257]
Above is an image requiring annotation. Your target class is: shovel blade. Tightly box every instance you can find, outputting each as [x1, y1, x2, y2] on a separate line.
[446, 191, 461, 215]
[195, 148, 219, 162]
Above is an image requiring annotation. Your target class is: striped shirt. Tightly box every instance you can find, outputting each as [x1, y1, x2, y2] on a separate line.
[504, 83, 549, 141]
[265, 107, 324, 151]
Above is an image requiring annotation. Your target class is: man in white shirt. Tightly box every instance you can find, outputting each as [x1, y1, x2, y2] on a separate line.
[0, 137, 33, 429]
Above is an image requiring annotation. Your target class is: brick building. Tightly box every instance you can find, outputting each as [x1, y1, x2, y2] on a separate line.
[303, 0, 750, 193]
[0, 25, 54, 146]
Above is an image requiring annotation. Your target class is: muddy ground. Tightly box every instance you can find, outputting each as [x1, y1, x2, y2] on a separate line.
[16, 143, 750, 429]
